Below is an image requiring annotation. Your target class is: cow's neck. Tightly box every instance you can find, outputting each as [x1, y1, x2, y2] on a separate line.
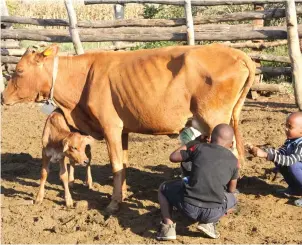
[48, 55, 89, 107]
[48, 55, 93, 132]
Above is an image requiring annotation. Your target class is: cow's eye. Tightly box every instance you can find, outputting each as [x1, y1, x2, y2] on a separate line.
[17, 68, 23, 74]
[71, 146, 78, 150]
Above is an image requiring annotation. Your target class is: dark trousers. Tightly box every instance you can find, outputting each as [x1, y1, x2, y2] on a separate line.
[278, 162, 302, 190]
[161, 179, 237, 224]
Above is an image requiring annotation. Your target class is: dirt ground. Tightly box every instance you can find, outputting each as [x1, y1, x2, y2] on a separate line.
[1, 93, 302, 244]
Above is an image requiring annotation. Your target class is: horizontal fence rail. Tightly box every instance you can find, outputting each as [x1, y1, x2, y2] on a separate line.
[84, 0, 302, 6]
[1, 53, 291, 76]
[1, 49, 291, 63]
[2, 24, 302, 42]
[2, 6, 302, 28]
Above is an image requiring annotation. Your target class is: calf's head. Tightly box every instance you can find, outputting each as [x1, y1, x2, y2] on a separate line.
[1, 44, 59, 105]
[62, 133, 94, 165]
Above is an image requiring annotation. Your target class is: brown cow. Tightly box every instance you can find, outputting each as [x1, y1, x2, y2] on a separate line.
[36, 109, 94, 207]
[1, 43, 255, 212]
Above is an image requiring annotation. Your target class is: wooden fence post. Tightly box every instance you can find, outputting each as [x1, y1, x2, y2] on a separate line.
[250, 3, 264, 99]
[1, 0, 11, 92]
[184, 0, 194, 45]
[113, 3, 126, 49]
[286, 0, 302, 110]
[64, 0, 84, 55]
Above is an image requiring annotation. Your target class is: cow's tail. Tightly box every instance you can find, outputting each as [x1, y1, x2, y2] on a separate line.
[232, 55, 256, 167]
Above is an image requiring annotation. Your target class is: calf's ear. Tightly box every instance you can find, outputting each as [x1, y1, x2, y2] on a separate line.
[62, 138, 69, 152]
[84, 136, 94, 146]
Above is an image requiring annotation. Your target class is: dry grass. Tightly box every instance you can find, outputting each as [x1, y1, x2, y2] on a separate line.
[7, 0, 144, 24]
[6, 0, 144, 51]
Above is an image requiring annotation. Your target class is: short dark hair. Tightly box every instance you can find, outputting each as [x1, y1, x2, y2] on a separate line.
[211, 124, 234, 145]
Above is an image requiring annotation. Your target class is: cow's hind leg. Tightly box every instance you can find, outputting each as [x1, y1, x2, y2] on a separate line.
[122, 133, 128, 200]
[104, 127, 124, 213]
[35, 149, 50, 204]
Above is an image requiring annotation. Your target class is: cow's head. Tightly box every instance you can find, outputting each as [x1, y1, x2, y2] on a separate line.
[62, 133, 94, 166]
[1, 44, 59, 105]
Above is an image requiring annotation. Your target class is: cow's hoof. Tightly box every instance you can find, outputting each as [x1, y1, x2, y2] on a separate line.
[106, 200, 120, 213]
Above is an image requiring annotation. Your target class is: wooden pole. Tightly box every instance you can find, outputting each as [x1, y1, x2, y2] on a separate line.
[2, 7, 302, 27]
[64, 0, 84, 55]
[224, 40, 288, 49]
[113, 3, 127, 49]
[1, 0, 11, 92]
[252, 4, 264, 82]
[2, 24, 302, 42]
[250, 3, 264, 99]
[184, 0, 194, 45]
[251, 83, 286, 93]
[286, 0, 302, 110]
[114, 3, 124, 20]
[1, 48, 26, 56]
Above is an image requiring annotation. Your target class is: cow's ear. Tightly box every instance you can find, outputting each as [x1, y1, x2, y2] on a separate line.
[41, 44, 59, 57]
[62, 138, 69, 152]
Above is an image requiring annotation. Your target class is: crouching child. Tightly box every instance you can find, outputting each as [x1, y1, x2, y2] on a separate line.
[157, 124, 239, 240]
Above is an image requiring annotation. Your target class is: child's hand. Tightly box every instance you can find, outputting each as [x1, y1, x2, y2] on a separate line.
[249, 146, 268, 158]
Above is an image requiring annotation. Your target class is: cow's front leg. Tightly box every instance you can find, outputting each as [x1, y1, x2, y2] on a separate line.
[59, 158, 73, 208]
[122, 133, 128, 200]
[104, 127, 124, 213]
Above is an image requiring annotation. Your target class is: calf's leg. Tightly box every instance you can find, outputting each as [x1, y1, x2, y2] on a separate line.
[35, 149, 50, 204]
[85, 145, 93, 189]
[69, 160, 75, 187]
[59, 158, 73, 207]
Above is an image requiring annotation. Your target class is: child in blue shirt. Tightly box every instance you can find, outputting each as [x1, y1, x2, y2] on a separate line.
[249, 112, 302, 207]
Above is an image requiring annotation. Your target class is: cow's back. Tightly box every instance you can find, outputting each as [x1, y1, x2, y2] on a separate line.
[94, 44, 251, 134]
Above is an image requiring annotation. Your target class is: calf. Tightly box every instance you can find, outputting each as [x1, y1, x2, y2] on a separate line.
[35, 110, 94, 207]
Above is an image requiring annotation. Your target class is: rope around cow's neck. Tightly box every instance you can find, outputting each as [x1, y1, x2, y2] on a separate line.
[48, 56, 59, 105]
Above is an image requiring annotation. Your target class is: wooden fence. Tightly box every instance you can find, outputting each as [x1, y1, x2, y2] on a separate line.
[1, 0, 302, 106]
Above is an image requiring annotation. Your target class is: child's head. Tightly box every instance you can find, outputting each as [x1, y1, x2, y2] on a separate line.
[285, 112, 302, 139]
[210, 123, 234, 149]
